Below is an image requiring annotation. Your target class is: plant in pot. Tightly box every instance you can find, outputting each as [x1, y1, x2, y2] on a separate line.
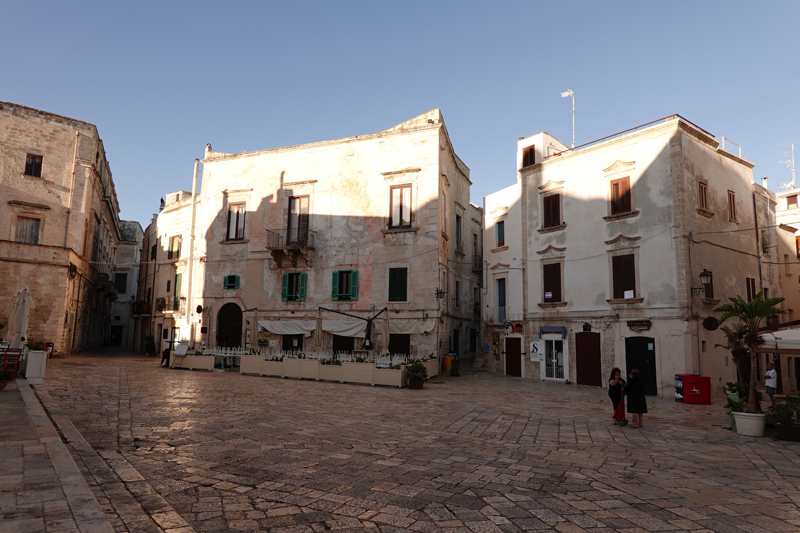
[145, 335, 157, 356]
[774, 396, 800, 442]
[716, 292, 785, 437]
[0, 370, 14, 391]
[406, 360, 428, 389]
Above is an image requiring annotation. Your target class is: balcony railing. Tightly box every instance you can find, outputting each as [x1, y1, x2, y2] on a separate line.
[132, 300, 150, 315]
[486, 306, 507, 324]
[472, 255, 482, 272]
[156, 297, 185, 313]
[266, 228, 316, 249]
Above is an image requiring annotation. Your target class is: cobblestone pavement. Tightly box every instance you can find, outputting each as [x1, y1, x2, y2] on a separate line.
[40, 352, 800, 533]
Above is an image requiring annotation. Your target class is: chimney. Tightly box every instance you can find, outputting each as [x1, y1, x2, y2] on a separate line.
[205, 143, 212, 158]
[762, 177, 768, 188]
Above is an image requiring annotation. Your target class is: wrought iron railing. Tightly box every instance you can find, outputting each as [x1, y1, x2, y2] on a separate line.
[265, 228, 316, 249]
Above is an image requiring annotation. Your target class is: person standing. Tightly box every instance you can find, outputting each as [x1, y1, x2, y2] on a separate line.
[626, 368, 647, 428]
[608, 368, 627, 425]
[765, 362, 777, 410]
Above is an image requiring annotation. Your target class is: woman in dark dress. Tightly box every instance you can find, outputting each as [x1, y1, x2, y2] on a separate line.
[625, 368, 647, 428]
[608, 368, 627, 425]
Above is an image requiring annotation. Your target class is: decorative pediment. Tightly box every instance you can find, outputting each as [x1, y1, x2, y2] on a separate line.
[381, 167, 421, 176]
[536, 245, 566, 256]
[538, 180, 565, 192]
[602, 160, 635, 174]
[490, 263, 510, 270]
[490, 206, 509, 217]
[604, 234, 641, 248]
[454, 201, 466, 211]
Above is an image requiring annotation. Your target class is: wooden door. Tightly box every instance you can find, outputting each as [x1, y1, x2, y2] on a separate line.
[576, 332, 602, 386]
[217, 303, 242, 348]
[109, 326, 124, 347]
[506, 337, 522, 377]
[625, 336, 657, 395]
[282, 334, 304, 352]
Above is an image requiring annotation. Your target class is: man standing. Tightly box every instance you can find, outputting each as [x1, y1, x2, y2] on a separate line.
[765, 362, 778, 410]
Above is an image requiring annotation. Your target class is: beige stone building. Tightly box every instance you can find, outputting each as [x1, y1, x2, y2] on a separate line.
[142, 110, 482, 359]
[483, 115, 782, 399]
[0, 102, 121, 353]
[110, 220, 143, 347]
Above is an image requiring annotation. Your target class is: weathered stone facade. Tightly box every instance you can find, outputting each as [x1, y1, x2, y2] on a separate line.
[110, 221, 143, 348]
[483, 116, 781, 398]
[142, 110, 482, 359]
[0, 102, 121, 353]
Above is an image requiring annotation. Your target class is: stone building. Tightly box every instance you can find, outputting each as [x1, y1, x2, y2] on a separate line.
[0, 101, 121, 353]
[142, 110, 483, 359]
[482, 115, 781, 398]
[110, 220, 143, 347]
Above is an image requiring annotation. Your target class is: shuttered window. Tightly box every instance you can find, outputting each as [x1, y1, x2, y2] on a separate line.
[390, 185, 412, 228]
[332, 270, 359, 301]
[699, 182, 709, 210]
[728, 191, 736, 222]
[610, 177, 631, 215]
[25, 154, 43, 177]
[612, 254, 636, 299]
[704, 271, 714, 299]
[282, 272, 307, 302]
[168, 236, 181, 259]
[227, 203, 246, 240]
[522, 146, 535, 167]
[496, 221, 505, 246]
[388, 268, 407, 301]
[543, 194, 561, 228]
[15, 217, 40, 244]
[542, 263, 562, 302]
[746, 277, 756, 302]
[223, 275, 240, 289]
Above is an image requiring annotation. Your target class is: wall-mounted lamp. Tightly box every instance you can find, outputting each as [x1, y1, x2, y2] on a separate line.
[690, 269, 712, 295]
[434, 288, 447, 300]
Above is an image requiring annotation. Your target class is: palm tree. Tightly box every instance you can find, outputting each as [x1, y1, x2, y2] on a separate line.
[716, 292, 785, 412]
[715, 325, 750, 386]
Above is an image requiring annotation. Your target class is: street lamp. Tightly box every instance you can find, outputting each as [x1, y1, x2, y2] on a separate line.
[691, 269, 712, 295]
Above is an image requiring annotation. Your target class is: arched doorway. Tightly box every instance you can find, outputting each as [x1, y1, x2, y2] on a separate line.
[217, 303, 242, 347]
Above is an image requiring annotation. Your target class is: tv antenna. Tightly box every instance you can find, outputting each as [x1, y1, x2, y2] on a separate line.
[778, 142, 796, 190]
[560, 88, 575, 148]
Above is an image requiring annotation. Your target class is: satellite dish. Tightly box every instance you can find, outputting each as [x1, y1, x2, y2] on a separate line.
[196, 305, 204, 314]
[702, 317, 719, 331]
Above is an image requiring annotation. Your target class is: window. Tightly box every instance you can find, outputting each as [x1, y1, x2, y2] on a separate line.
[223, 275, 240, 290]
[612, 254, 636, 299]
[227, 203, 246, 240]
[796, 236, 800, 259]
[789, 195, 798, 209]
[441, 192, 446, 235]
[168, 236, 181, 259]
[455, 215, 463, 251]
[522, 146, 535, 167]
[388, 334, 411, 357]
[332, 270, 359, 301]
[497, 278, 506, 323]
[389, 185, 412, 228]
[287, 196, 309, 244]
[610, 177, 631, 215]
[24, 154, 43, 177]
[727, 191, 737, 222]
[746, 277, 756, 302]
[542, 263, 562, 302]
[14, 217, 40, 244]
[496, 221, 505, 247]
[472, 233, 479, 266]
[166, 279, 171, 293]
[114, 273, 128, 294]
[704, 271, 714, 299]
[150, 244, 156, 261]
[174, 273, 182, 309]
[455, 280, 460, 306]
[282, 272, 307, 302]
[388, 267, 407, 301]
[699, 182, 709, 211]
[543, 194, 561, 228]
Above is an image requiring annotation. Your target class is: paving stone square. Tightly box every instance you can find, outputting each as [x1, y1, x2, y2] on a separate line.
[34, 353, 800, 532]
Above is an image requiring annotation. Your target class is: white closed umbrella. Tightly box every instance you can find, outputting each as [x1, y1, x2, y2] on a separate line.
[3, 286, 32, 348]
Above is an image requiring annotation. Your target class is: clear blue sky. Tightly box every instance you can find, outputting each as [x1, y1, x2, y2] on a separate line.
[3, 1, 798, 227]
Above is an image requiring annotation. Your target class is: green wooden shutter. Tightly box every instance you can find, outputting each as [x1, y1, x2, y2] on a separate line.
[350, 271, 358, 301]
[331, 271, 339, 301]
[281, 273, 289, 301]
[174, 273, 182, 308]
[299, 273, 307, 301]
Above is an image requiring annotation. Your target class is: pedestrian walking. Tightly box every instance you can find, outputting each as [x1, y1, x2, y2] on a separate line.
[608, 367, 627, 426]
[626, 368, 647, 428]
[765, 362, 777, 410]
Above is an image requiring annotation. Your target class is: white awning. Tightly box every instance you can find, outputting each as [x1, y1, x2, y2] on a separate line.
[760, 330, 800, 351]
[258, 320, 317, 337]
[321, 320, 367, 337]
[389, 319, 436, 335]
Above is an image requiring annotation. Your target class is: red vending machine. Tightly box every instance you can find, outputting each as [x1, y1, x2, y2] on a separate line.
[675, 374, 711, 405]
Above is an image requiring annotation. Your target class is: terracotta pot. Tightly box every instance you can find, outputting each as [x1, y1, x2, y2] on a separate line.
[408, 379, 424, 389]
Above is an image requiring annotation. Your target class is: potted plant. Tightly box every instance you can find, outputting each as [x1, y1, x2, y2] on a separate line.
[406, 359, 428, 389]
[774, 396, 800, 442]
[0, 370, 13, 391]
[145, 335, 157, 356]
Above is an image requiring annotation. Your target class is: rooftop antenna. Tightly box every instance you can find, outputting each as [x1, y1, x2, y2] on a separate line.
[778, 142, 796, 190]
[560, 88, 575, 148]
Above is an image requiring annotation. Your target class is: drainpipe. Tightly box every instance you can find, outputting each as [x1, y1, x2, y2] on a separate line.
[186, 159, 200, 346]
[63, 132, 80, 248]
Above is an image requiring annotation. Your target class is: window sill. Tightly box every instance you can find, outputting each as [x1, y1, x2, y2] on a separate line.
[538, 223, 566, 234]
[696, 208, 715, 218]
[701, 297, 720, 306]
[455, 249, 465, 258]
[381, 226, 419, 235]
[220, 239, 249, 245]
[20, 173, 43, 179]
[607, 297, 644, 306]
[538, 301, 568, 308]
[603, 210, 640, 222]
[491, 245, 508, 253]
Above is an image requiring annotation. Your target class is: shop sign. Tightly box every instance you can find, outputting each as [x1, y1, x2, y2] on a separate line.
[627, 320, 651, 331]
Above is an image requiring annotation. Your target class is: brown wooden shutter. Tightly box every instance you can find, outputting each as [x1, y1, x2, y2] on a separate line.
[523, 146, 535, 167]
[612, 255, 635, 299]
[544, 194, 560, 228]
[611, 177, 631, 214]
[543, 263, 561, 302]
